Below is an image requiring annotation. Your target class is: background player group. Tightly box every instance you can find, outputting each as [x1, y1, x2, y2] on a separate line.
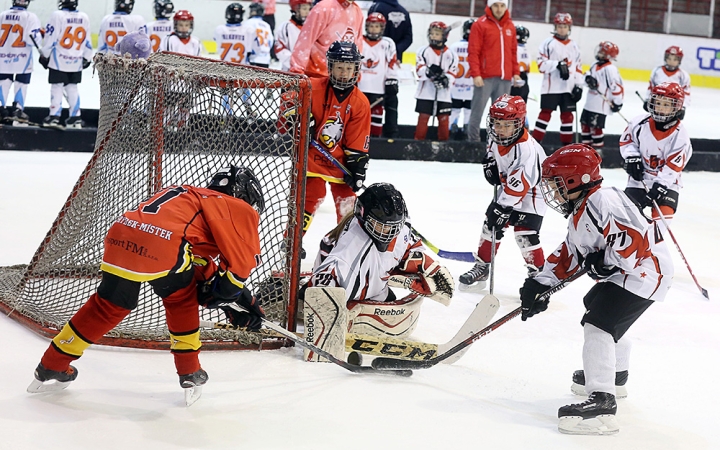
[10, 0, 692, 437]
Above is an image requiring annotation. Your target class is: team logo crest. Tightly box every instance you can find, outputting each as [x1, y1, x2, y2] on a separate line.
[321, 112, 344, 149]
[387, 12, 405, 27]
[364, 58, 379, 69]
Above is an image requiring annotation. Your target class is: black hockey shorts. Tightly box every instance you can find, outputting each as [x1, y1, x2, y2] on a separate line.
[0, 72, 31, 83]
[581, 282, 653, 342]
[625, 187, 680, 212]
[540, 92, 576, 112]
[416, 99, 452, 116]
[364, 92, 384, 107]
[48, 69, 82, 85]
[451, 98, 471, 109]
[509, 210, 543, 231]
[98, 269, 194, 310]
[580, 109, 607, 128]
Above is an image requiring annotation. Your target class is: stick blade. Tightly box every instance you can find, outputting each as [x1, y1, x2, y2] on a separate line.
[702, 287, 709, 300]
[437, 249, 475, 262]
[439, 294, 500, 364]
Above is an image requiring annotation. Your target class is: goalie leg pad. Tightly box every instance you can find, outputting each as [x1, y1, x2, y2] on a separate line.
[347, 294, 424, 338]
[303, 287, 347, 362]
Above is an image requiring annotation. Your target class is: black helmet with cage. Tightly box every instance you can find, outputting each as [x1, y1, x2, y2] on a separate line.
[354, 183, 407, 251]
[208, 166, 265, 213]
[225, 3, 244, 24]
[154, 0, 174, 19]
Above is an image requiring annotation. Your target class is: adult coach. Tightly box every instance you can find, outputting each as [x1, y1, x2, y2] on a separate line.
[466, 0, 521, 143]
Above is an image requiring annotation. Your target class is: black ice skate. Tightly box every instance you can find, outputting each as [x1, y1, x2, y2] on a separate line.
[179, 368, 208, 406]
[458, 260, 490, 293]
[42, 115, 65, 130]
[571, 369, 628, 398]
[27, 363, 78, 393]
[65, 116, 83, 129]
[558, 391, 619, 435]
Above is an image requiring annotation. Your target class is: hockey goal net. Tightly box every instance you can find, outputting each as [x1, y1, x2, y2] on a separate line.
[0, 52, 311, 350]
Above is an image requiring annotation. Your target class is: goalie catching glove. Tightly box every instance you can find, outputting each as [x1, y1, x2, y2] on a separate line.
[198, 274, 265, 331]
[386, 251, 454, 305]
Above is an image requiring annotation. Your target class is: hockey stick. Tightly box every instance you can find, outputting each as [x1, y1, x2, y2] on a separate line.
[310, 139, 475, 262]
[591, 88, 629, 123]
[641, 181, 709, 299]
[369, 96, 384, 108]
[372, 268, 588, 370]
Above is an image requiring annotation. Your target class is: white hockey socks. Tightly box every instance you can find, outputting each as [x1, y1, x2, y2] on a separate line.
[64, 83, 81, 117]
[582, 323, 617, 396]
[12, 81, 28, 108]
[0, 78, 12, 107]
[49, 83, 64, 116]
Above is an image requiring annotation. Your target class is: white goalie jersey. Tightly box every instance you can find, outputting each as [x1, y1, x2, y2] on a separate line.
[415, 44, 458, 103]
[486, 130, 547, 216]
[537, 36, 582, 94]
[358, 36, 398, 95]
[98, 12, 145, 53]
[584, 61, 624, 116]
[535, 187, 673, 301]
[213, 23, 248, 63]
[449, 39, 473, 101]
[0, 7, 41, 74]
[619, 115, 693, 193]
[274, 19, 301, 71]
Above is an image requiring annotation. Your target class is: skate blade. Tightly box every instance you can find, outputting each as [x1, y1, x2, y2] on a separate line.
[558, 415, 619, 435]
[457, 280, 487, 294]
[27, 378, 72, 393]
[571, 383, 628, 399]
[184, 385, 203, 406]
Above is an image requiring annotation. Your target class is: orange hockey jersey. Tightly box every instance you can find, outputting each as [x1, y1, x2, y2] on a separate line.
[308, 76, 371, 183]
[100, 186, 261, 289]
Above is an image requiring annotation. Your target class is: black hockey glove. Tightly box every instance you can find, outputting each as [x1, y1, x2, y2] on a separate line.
[432, 74, 449, 90]
[520, 277, 550, 321]
[385, 78, 399, 96]
[38, 55, 49, 69]
[676, 108, 686, 120]
[623, 156, 644, 181]
[485, 201, 512, 230]
[570, 85, 583, 104]
[642, 100, 649, 112]
[481, 153, 501, 186]
[344, 149, 369, 192]
[557, 60, 570, 80]
[610, 102, 623, 113]
[584, 74, 598, 90]
[82, 58, 92, 69]
[426, 64, 444, 80]
[645, 182, 669, 205]
[200, 277, 265, 332]
[583, 250, 620, 281]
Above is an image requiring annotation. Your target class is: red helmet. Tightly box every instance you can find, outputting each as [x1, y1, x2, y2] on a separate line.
[664, 45, 684, 65]
[541, 144, 603, 217]
[596, 41, 619, 61]
[365, 12, 387, 41]
[428, 21, 448, 49]
[649, 82, 684, 122]
[289, 0, 312, 24]
[173, 10, 194, 38]
[289, 0, 313, 8]
[554, 12, 573, 26]
[487, 94, 527, 146]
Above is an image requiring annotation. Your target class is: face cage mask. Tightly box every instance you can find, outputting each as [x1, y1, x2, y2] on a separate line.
[487, 116, 524, 146]
[541, 176, 573, 217]
[649, 95, 682, 122]
[366, 24, 385, 41]
[328, 60, 360, 90]
[174, 21, 193, 39]
[363, 215, 403, 250]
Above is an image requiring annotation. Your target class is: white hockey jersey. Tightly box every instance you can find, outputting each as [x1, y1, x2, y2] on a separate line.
[647, 65, 691, 107]
[243, 16, 273, 66]
[274, 19, 301, 71]
[358, 36, 398, 95]
[535, 186, 673, 301]
[142, 19, 172, 53]
[98, 12, 145, 53]
[449, 39, 473, 101]
[537, 36, 582, 94]
[158, 34, 201, 56]
[486, 130, 547, 216]
[415, 44, 458, 103]
[619, 114, 693, 193]
[517, 43, 530, 75]
[311, 218, 424, 302]
[41, 9, 93, 73]
[0, 7, 41, 74]
[214, 23, 248, 63]
[584, 61, 624, 116]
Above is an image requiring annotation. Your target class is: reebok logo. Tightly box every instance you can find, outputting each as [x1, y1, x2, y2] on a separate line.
[374, 308, 405, 316]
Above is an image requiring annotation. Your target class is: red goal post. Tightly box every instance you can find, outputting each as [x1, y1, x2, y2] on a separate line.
[0, 52, 312, 350]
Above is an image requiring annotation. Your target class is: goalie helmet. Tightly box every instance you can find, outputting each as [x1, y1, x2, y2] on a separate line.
[595, 41, 619, 61]
[354, 183, 407, 251]
[486, 94, 527, 146]
[664, 45, 684, 67]
[541, 144, 603, 217]
[208, 166, 265, 213]
[12, 0, 31, 8]
[58, 0, 78, 10]
[225, 3, 244, 24]
[462, 19, 475, 40]
[115, 0, 134, 14]
[365, 12, 386, 41]
[289, 0, 312, 25]
[326, 40, 362, 90]
[428, 21, 448, 49]
[648, 82, 684, 122]
[515, 25, 529, 44]
[154, 0, 174, 19]
[173, 9, 194, 38]
[249, 1, 264, 17]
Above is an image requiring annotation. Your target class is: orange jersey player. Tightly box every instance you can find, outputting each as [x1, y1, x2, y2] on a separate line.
[303, 40, 371, 245]
[28, 167, 266, 406]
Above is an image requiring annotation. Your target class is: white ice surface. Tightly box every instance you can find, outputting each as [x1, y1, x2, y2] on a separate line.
[1, 151, 719, 449]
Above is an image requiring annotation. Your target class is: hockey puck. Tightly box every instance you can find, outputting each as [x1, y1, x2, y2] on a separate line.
[347, 351, 363, 366]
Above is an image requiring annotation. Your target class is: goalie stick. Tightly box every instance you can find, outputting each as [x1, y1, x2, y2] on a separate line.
[372, 269, 588, 370]
[310, 140, 474, 262]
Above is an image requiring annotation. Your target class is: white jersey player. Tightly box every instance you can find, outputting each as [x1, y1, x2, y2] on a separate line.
[158, 9, 201, 56]
[243, 3, 273, 68]
[521, 144, 673, 435]
[274, 0, 311, 72]
[142, 0, 174, 53]
[214, 3, 248, 64]
[309, 183, 454, 338]
[448, 19, 474, 137]
[581, 41, 624, 148]
[646, 45, 691, 109]
[619, 82, 692, 230]
[459, 95, 547, 291]
[0, 0, 41, 124]
[97, 0, 145, 53]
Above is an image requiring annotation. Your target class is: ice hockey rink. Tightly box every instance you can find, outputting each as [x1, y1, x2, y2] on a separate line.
[1, 144, 719, 448]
